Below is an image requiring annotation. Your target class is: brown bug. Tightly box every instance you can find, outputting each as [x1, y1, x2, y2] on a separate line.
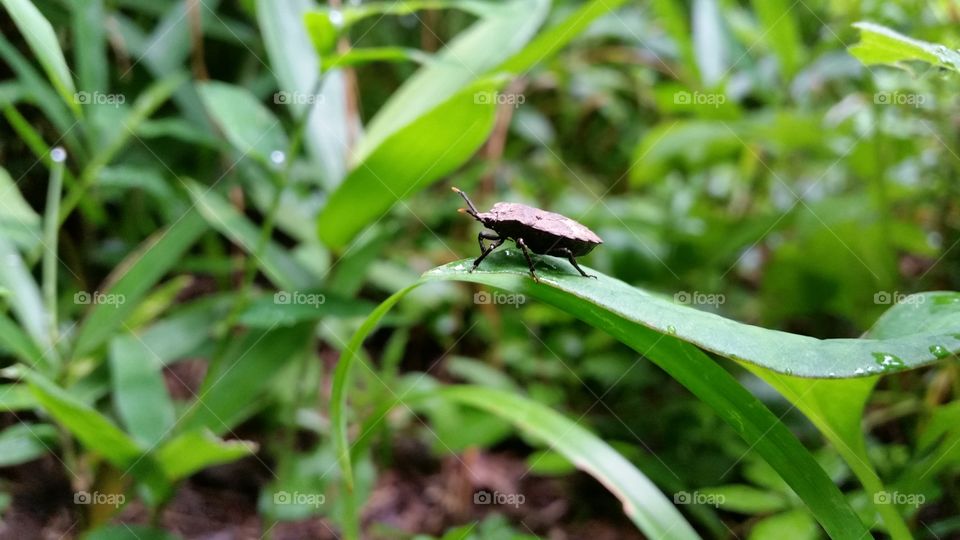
[452, 187, 602, 281]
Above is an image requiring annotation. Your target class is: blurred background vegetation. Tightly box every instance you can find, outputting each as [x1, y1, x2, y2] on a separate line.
[0, 0, 958, 538]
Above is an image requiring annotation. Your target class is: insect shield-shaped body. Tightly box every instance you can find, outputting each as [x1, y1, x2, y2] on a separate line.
[452, 187, 602, 281]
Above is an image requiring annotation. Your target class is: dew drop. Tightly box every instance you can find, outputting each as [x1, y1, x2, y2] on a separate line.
[872, 352, 905, 370]
[329, 9, 344, 26]
[854, 367, 865, 375]
[929, 344, 951, 359]
[269, 150, 286, 166]
[665, 325, 677, 335]
[51, 147, 67, 163]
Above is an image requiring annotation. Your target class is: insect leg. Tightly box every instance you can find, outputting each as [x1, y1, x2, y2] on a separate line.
[555, 247, 596, 278]
[515, 238, 540, 282]
[471, 232, 504, 272]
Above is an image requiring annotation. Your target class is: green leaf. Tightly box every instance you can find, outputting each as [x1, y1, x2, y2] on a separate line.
[0, 165, 41, 251]
[321, 47, 432, 70]
[433, 253, 957, 378]
[0, 423, 57, 466]
[354, 0, 548, 163]
[73, 208, 208, 357]
[318, 77, 505, 248]
[0, 237, 49, 350]
[849, 22, 960, 72]
[257, 0, 349, 187]
[332, 256, 883, 538]
[496, 0, 630, 74]
[181, 325, 313, 434]
[438, 386, 701, 539]
[72, 0, 108, 92]
[750, 0, 803, 79]
[184, 181, 316, 290]
[21, 368, 142, 465]
[0, 383, 38, 411]
[0, 0, 78, 115]
[699, 484, 788, 514]
[109, 334, 176, 447]
[84, 525, 181, 540]
[748, 509, 819, 540]
[154, 429, 256, 481]
[196, 81, 288, 164]
[0, 307, 46, 366]
[238, 292, 373, 328]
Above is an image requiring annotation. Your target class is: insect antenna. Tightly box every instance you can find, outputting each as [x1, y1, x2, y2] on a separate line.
[451, 187, 480, 218]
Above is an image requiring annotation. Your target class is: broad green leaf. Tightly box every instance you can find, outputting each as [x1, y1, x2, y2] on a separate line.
[0, 307, 45, 366]
[496, 0, 630, 74]
[0, 383, 38, 411]
[73, 208, 208, 357]
[748, 509, 819, 540]
[849, 22, 960, 72]
[699, 484, 788, 514]
[354, 0, 548, 163]
[154, 429, 255, 481]
[438, 386, 701, 539]
[257, 0, 349, 187]
[109, 335, 176, 447]
[72, 0, 108, 92]
[21, 368, 142, 465]
[332, 255, 878, 538]
[19, 368, 168, 501]
[181, 324, 313, 434]
[0, 237, 49, 350]
[692, 0, 728, 87]
[196, 81, 288, 164]
[184, 181, 316, 290]
[750, 0, 802, 79]
[238, 292, 373, 328]
[0, 0, 78, 115]
[440, 253, 951, 377]
[0, 423, 57, 466]
[318, 77, 505, 248]
[0, 165, 41, 251]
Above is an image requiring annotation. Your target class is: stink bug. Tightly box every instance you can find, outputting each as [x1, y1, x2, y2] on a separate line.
[452, 187, 602, 281]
